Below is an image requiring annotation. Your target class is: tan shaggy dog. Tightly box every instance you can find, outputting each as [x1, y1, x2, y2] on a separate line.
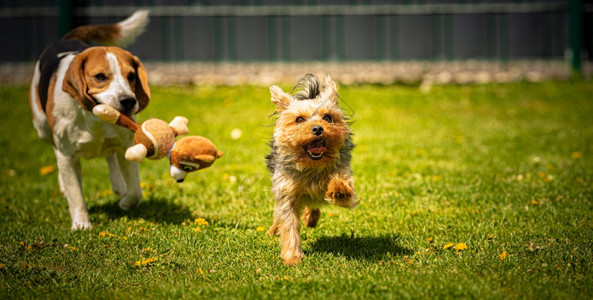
[266, 74, 358, 265]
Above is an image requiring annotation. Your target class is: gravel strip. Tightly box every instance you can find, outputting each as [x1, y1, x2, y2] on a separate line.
[2, 60, 590, 87]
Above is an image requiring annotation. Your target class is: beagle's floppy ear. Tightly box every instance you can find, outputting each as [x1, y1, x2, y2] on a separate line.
[132, 55, 150, 113]
[63, 52, 96, 110]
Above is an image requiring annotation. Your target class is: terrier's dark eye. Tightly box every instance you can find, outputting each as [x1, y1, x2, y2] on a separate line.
[323, 114, 333, 123]
[295, 116, 305, 123]
[127, 72, 136, 82]
[94, 73, 106, 81]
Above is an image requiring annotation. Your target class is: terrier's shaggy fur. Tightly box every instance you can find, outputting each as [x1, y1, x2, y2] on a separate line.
[266, 74, 357, 265]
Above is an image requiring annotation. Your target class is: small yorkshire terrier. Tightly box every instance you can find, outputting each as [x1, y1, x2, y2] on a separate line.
[266, 74, 358, 265]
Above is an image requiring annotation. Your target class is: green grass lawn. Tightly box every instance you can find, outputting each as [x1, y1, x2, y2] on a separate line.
[1, 81, 592, 298]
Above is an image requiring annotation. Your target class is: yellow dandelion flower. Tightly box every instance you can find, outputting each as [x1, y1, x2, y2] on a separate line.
[140, 182, 153, 190]
[487, 234, 494, 240]
[134, 256, 158, 267]
[197, 268, 205, 275]
[256, 226, 265, 232]
[18, 241, 25, 247]
[96, 189, 113, 197]
[530, 199, 539, 206]
[39, 165, 56, 176]
[427, 237, 434, 243]
[67, 246, 78, 251]
[327, 212, 336, 218]
[194, 218, 209, 226]
[443, 243, 454, 249]
[194, 227, 202, 233]
[454, 243, 468, 251]
[433, 175, 442, 181]
[25, 245, 32, 251]
[143, 247, 154, 252]
[499, 250, 508, 260]
[0, 263, 5, 270]
[99, 231, 117, 238]
[571, 151, 582, 159]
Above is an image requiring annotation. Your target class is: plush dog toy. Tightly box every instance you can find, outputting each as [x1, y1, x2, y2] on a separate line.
[92, 104, 223, 182]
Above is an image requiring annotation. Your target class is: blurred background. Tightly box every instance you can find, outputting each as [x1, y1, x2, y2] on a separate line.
[0, 0, 591, 85]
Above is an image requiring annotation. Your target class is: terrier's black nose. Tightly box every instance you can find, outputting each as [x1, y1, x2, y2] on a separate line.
[312, 126, 324, 136]
[119, 97, 137, 112]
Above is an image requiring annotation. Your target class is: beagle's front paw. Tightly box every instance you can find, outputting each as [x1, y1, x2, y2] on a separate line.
[119, 193, 142, 211]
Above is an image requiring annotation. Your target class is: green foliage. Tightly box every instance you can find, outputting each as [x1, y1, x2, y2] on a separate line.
[0, 81, 592, 298]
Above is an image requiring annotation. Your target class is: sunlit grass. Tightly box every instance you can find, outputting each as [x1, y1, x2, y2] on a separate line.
[0, 81, 592, 298]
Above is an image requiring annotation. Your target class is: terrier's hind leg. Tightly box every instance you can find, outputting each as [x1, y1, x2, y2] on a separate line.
[302, 207, 320, 228]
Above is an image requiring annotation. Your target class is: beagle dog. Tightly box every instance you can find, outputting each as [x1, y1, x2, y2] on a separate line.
[29, 10, 150, 230]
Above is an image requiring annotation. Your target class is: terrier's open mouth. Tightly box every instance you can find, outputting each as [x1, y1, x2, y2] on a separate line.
[305, 139, 327, 160]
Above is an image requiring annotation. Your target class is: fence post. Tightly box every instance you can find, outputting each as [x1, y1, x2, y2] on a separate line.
[568, 0, 583, 76]
[58, 0, 73, 38]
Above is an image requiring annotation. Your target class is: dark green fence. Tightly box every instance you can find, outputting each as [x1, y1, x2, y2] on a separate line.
[0, 1, 590, 73]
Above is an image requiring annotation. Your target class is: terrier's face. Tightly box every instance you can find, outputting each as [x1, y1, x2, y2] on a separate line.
[270, 76, 350, 168]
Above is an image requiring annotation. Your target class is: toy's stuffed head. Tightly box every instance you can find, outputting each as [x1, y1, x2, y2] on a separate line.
[169, 136, 223, 182]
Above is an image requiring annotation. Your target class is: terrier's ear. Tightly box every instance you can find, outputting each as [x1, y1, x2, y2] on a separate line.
[270, 85, 292, 112]
[320, 75, 338, 104]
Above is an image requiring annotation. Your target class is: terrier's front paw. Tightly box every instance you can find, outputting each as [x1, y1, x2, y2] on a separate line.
[326, 176, 358, 208]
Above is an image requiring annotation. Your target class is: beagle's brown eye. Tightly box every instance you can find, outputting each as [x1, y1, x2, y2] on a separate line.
[94, 73, 106, 81]
[296, 116, 305, 123]
[127, 72, 136, 82]
[323, 114, 333, 123]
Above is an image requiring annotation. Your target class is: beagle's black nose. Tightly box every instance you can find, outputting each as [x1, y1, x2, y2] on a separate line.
[119, 97, 137, 112]
[312, 126, 324, 136]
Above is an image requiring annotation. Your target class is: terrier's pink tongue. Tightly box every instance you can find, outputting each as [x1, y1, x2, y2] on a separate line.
[309, 147, 327, 154]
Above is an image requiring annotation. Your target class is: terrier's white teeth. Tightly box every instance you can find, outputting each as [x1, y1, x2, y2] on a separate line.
[308, 151, 324, 157]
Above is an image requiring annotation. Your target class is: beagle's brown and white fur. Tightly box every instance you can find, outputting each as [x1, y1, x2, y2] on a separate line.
[29, 10, 150, 230]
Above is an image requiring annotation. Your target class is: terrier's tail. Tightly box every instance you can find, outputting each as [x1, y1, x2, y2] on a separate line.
[61, 10, 149, 47]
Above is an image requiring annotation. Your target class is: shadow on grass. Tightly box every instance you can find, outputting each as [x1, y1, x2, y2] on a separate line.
[309, 234, 411, 261]
[89, 196, 192, 225]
